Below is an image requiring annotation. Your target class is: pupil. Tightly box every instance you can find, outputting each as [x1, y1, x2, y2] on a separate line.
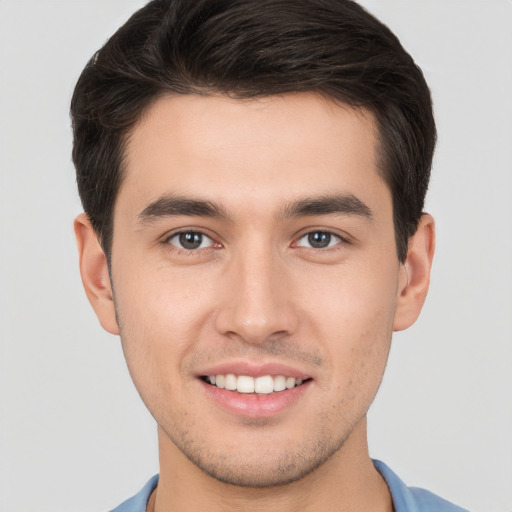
[179, 232, 202, 249]
[308, 232, 331, 248]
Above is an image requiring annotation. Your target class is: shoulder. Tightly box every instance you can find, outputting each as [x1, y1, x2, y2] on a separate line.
[373, 460, 469, 512]
[109, 475, 159, 512]
[408, 487, 470, 512]
[108, 465, 469, 512]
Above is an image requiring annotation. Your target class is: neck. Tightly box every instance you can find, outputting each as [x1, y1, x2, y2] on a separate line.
[149, 418, 393, 512]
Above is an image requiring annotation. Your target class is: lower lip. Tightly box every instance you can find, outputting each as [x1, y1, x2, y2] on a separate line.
[200, 379, 311, 418]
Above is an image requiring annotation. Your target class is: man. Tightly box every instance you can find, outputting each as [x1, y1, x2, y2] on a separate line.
[71, 1, 467, 510]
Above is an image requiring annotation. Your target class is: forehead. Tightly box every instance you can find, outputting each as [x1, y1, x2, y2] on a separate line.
[120, 92, 387, 217]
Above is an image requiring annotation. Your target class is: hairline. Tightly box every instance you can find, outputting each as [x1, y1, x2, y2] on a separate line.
[102, 89, 395, 261]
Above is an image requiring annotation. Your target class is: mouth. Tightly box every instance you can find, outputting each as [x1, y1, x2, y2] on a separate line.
[200, 374, 312, 395]
[198, 365, 314, 418]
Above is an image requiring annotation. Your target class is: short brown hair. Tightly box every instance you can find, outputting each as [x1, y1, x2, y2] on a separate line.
[71, 0, 436, 262]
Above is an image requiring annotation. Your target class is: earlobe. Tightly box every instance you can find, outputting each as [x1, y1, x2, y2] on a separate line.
[74, 213, 120, 335]
[393, 214, 436, 332]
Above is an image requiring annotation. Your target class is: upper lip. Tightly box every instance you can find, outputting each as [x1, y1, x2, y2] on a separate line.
[197, 360, 312, 380]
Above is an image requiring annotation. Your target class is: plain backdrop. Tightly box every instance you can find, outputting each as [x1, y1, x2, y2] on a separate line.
[0, 1, 511, 511]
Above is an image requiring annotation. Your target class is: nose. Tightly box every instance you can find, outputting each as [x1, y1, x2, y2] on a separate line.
[214, 246, 299, 345]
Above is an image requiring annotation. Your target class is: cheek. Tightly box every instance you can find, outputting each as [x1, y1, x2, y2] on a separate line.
[114, 257, 214, 335]
[296, 261, 398, 389]
[111, 263, 218, 399]
[296, 256, 399, 333]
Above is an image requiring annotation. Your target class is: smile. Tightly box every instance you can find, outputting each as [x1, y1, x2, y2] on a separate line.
[202, 374, 308, 394]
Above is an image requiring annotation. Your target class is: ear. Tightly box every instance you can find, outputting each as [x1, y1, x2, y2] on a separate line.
[393, 214, 436, 332]
[74, 213, 120, 335]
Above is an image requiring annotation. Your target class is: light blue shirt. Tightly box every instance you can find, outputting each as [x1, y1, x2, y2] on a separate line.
[110, 460, 469, 511]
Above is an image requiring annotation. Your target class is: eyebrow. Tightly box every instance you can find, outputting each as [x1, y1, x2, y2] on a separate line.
[137, 193, 373, 224]
[138, 195, 228, 224]
[281, 194, 373, 220]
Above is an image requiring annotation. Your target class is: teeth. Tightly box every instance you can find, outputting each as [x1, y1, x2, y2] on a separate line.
[225, 374, 237, 391]
[286, 377, 296, 389]
[273, 375, 286, 392]
[206, 374, 306, 394]
[237, 375, 255, 393]
[254, 375, 274, 394]
[215, 374, 225, 388]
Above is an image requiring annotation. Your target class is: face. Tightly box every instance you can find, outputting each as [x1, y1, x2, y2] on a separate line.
[108, 93, 405, 486]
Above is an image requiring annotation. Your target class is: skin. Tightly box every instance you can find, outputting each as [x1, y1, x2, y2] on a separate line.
[75, 92, 435, 512]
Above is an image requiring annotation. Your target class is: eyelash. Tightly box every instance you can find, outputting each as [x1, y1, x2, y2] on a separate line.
[165, 230, 218, 253]
[294, 231, 346, 250]
[163, 229, 350, 253]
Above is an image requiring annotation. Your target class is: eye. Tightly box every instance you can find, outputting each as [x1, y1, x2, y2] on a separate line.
[295, 231, 342, 249]
[167, 231, 214, 250]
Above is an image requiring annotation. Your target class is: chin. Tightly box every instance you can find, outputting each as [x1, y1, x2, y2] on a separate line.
[197, 458, 323, 488]
[178, 432, 345, 488]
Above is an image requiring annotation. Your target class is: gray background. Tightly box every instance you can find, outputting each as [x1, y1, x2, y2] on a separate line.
[0, 1, 511, 511]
